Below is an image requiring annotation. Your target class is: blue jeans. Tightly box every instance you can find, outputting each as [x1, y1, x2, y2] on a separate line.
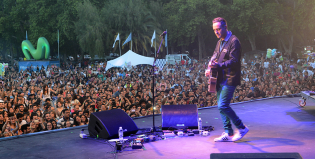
[216, 84, 245, 136]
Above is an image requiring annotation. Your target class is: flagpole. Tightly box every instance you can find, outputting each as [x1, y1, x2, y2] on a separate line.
[131, 32, 132, 51]
[119, 37, 121, 56]
[166, 29, 168, 55]
[58, 30, 60, 60]
[155, 30, 156, 57]
[26, 30, 28, 40]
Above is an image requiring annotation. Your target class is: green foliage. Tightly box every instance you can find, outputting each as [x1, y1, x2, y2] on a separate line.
[226, 0, 285, 50]
[75, 0, 105, 57]
[288, 0, 315, 46]
[0, 0, 315, 58]
[0, 0, 81, 57]
[164, 0, 223, 59]
[165, 0, 224, 44]
[26, 0, 59, 44]
[101, 0, 162, 54]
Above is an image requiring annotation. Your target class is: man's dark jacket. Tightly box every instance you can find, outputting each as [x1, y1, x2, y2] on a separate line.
[210, 34, 242, 87]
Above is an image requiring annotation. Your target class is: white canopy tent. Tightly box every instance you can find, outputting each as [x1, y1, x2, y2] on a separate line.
[105, 50, 154, 70]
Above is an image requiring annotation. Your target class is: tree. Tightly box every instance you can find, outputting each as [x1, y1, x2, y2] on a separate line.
[75, 0, 105, 57]
[165, 0, 223, 60]
[0, 0, 29, 59]
[275, 0, 315, 56]
[101, 0, 162, 55]
[56, 0, 82, 57]
[26, 0, 60, 54]
[227, 0, 283, 51]
[1, 0, 314, 60]
[0, 0, 81, 59]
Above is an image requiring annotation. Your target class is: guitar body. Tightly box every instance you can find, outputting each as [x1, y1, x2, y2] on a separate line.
[206, 66, 218, 93]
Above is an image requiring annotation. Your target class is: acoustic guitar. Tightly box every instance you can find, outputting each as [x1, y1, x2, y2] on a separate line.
[205, 60, 218, 93]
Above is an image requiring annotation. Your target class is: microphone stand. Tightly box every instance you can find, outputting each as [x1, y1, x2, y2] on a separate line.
[151, 31, 167, 132]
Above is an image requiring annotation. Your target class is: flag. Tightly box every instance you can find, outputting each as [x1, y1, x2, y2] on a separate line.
[123, 33, 132, 46]
[112, 33, 120, 48]
[151, 30, 156, 47]
[165, 30, 167, 47]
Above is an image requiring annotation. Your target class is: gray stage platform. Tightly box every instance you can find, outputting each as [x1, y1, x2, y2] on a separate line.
[0, 97, 315, 159]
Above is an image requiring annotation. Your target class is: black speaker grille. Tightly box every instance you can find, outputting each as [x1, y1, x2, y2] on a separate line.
[95, 125, 100, 134]
[88, 109, 139, 139]
[96, 121, 102, 130]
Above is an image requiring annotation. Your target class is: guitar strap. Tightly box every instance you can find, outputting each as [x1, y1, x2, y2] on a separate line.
[217, 35, 235, 63]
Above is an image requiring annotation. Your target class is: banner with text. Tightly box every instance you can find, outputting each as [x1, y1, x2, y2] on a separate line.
[19, 61, 60, 71]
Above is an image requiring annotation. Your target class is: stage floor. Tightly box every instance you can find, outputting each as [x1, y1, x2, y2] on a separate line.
[0, 97, 315, 159]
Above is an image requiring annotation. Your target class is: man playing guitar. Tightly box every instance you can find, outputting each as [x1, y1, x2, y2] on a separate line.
[206, 17, 249, 142]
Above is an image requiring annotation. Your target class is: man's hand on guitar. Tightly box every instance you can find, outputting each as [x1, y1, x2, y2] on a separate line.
[205, 70, 210, 76]
[205, 60, 218, 77]
[209, 61, 219, 69]
[208, 61, 212, 68]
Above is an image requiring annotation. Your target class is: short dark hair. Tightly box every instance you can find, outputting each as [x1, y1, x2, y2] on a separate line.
[31, 113, 38, 120]
[16, 113, 24, 119]
[8, 113, 15, 117]
[63, 109, 70, 113]
[212, 17, 227, 28]
[21, 124, 30, 132]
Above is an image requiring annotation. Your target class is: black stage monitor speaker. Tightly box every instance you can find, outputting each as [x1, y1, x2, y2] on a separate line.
[88, 109, 139, 139]
[161, 104, 198, 130]
[210, 153, 303, 159]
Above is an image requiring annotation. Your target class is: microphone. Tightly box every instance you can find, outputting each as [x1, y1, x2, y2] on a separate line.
[160, 31, 167, 38]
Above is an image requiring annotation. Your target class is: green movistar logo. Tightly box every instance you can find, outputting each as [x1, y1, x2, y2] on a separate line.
[21, 37, 50, 60]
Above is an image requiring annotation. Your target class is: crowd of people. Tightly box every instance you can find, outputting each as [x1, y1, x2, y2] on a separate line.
[0, 54, 314, 138]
